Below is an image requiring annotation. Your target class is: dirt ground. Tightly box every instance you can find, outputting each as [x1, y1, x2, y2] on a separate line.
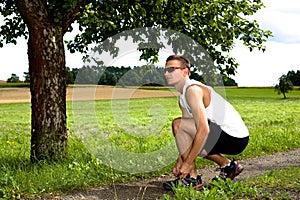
[1, 86, 299, 199]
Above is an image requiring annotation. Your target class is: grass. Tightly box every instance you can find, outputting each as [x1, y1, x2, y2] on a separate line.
[0, 87, 300, 199]
[0, 83, 29, 88]
[164, 167, 300, 200]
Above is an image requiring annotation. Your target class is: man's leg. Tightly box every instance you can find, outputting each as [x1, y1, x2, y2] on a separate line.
[172, 117, 198, 178]
[204, 154, 230, 167]
[201, 121, 232, 167]
[172, 118, 247, 180]
[205, 154, 244, 180]
[202, 129, 248, 180]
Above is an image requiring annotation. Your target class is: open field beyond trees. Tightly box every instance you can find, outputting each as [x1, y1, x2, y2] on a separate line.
[0, 86, 299, 199]
[0, 85, 178, 104]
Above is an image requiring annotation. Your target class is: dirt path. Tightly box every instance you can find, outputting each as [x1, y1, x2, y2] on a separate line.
[47, 148, 300, 200]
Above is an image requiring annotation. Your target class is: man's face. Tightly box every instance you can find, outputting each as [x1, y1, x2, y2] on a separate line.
[164, 60, 185, 85]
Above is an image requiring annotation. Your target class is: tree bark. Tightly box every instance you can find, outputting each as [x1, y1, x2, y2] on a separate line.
[29, 26, 67, 162]
[17, 0, 68, 162]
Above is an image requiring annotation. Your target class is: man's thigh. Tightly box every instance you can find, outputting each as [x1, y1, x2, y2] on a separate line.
[174, 118, 197, 154]
[177, 117, 197, 137]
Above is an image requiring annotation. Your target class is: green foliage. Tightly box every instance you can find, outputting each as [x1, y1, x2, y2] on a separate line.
[221, 75, 238, 86]
[164, 178, 258, 200]
[275, 75, 293, 99]
[0, 174, 21, 199]
[71, 0, 272, 75]
[164, 167, 300, 200]
[0, 1, 27, 47]
[248, 167, 300, 199]
[286, 70, 300, 86]
[6, 73, 21, 83]
[0, 82, 29, 88]
[69, 65, 167, 86]
[66, 65, 237, 86]
[23, 72, 30, 83]
[0, 0, 271, 76]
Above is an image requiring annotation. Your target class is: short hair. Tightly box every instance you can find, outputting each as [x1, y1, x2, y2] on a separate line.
[165, 55, 191, 69]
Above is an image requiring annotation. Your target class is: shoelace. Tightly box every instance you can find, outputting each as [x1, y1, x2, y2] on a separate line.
[179, 175, 201, 186]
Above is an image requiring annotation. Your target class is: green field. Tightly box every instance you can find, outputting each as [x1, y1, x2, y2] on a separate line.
[0, 83, 29, 88]
[0, 87, 299, 199]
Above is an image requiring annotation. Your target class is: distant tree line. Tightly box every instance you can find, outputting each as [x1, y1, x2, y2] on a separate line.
[66, 65, 238, 86]
[6, 72, 30, 83]
[286, 70, 300, 86]
[6, 65, 237, 86]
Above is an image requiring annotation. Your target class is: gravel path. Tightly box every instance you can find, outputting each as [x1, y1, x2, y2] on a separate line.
[43, 148, 300, 200]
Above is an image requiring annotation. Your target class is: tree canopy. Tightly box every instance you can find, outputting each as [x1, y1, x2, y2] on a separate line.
[286, 70, 300, 86]
[1, 0, 272, 76]
[275, 74, 293, 99]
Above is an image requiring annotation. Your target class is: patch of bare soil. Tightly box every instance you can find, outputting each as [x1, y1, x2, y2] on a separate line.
[0, 86, 177, 104]
[37, 148, 300, 200]
[0, 87, 31, 104]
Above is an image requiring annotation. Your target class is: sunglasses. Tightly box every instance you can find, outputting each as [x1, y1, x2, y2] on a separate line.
[164, 66, 183, 73]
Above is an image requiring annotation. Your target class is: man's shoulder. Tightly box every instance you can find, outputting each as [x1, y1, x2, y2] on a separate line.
[186, 84, 204, 94]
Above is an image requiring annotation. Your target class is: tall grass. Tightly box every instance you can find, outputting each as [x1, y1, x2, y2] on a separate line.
[0, 88, 299, 199]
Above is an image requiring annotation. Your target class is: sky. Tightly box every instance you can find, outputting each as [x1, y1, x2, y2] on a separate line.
[0, 0, 299, 86]
[232, 0, 300, 86]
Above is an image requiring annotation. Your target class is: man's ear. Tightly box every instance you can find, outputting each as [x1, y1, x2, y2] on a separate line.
[183, 68, 190, 76]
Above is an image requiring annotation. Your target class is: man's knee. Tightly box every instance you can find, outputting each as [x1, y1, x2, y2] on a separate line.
[172, 117, 181, 136]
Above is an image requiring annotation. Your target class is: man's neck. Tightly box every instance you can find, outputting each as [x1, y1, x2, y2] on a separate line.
[175, 77, 189, 94]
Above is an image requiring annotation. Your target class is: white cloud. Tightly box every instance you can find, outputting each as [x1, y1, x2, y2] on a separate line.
[229, 0, 300, 86]
[254, 0, 300, 43]
[232, 41, 300, 87]
[264, 0, 300, 13]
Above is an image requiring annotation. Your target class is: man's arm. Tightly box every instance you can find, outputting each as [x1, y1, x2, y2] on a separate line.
[172, 102, 191, 177]
[179, 85, 210, 177]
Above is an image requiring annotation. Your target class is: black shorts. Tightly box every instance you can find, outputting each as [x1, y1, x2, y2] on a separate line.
[203, 121, 249, 155]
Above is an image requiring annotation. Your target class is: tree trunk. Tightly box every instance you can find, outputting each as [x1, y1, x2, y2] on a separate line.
[28, 25, 68, 162]
[16, 0, 68, 162]
[16, 0, 88, 162]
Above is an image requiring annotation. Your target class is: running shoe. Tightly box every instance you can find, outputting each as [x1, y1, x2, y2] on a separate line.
[216, 159, 244, 180]
[163, 174, 203, 191]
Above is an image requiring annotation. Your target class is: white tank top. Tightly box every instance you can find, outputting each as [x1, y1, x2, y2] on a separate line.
[179, 79, 249, 138]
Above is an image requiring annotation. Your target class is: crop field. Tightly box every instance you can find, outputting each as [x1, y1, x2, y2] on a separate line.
[0, 87, 299, 199]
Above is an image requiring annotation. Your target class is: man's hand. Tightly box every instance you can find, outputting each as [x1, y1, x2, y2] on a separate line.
[179, 162, 193, 178]
[172, 156, 183, 177]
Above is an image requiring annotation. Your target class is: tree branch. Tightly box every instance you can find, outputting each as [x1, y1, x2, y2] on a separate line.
[16, 0, 49, 30]
[61, 0, 91, 34]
